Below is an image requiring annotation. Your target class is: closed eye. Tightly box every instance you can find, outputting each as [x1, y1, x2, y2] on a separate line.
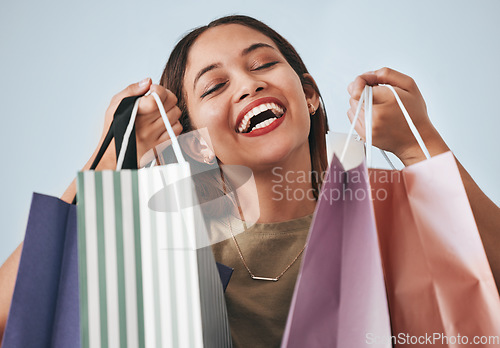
[201, 82, 227, 98]
[253, 61, 279, 71]
[200, 61, 278, 98]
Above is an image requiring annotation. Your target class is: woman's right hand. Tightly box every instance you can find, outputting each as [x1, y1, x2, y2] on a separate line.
[1, 81, 184, 342]
[60, 78, 183, 203]
[95, 78, 183, 170]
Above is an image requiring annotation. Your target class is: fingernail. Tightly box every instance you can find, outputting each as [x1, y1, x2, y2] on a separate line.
[139, 78, 150, 88]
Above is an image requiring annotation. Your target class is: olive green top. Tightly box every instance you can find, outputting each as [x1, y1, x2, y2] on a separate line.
[211, 214, 313, 348]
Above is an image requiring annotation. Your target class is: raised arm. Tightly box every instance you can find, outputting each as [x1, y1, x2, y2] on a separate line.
[347, 67, 500, 290]
[0, 78, 182, 342]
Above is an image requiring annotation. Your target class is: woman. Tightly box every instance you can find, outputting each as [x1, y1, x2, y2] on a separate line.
[1, 15, 499, 347]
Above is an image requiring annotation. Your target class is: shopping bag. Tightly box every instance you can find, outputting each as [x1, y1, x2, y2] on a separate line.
[281, 137, 391, 347]
[1, 193, 81, 348]
[361, 85, 500, 346]
[1, 95, 233, 348]
[77, 92, 232, 348]
[371, 152, 500, 347]
[1, 195, 232, 348]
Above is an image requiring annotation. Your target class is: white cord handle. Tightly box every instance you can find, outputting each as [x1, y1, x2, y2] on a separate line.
[379, 85, 431, 160]
[365, 86, 373, 167]
[340, 87, 366, 162]
[116, 91, 186, 170]
[340, 84, 431, 167]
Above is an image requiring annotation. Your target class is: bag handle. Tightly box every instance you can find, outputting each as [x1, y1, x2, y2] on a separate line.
[116, 91, 186, 170]
[72, 92, 186, 204]
[340, 84, 431, 167]
[86, 96, 140, 172]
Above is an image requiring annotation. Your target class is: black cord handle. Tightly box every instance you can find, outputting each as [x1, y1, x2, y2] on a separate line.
[72, 95, 141, 204]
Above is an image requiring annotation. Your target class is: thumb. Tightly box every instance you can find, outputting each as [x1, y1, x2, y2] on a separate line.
[111, 78, 152, 105]
[123, 77, 152, 97]
[104, 78, 153, 131]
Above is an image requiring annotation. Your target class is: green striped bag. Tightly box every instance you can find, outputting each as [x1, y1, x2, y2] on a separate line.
[76, 92, 232, 348]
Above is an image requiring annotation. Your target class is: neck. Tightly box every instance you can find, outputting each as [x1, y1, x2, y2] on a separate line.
[225, 143, 317, 223]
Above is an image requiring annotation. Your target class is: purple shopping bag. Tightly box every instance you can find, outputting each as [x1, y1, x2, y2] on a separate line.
[2, 193, 233, 348]
[2, 193, 80, 348]
[281, 156, 391, 348]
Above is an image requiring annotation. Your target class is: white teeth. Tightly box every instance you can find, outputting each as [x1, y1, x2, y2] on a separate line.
[238, 111, 253, 132]
[237, 102, 284, 133]
[251, 117, 277, 131]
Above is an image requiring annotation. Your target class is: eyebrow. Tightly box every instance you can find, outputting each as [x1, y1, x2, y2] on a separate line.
[193, 43, 276, 91]
[241, 42, 275, 56]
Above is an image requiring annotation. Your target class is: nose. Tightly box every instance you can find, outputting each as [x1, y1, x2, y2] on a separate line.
[232, 74, 267, 103]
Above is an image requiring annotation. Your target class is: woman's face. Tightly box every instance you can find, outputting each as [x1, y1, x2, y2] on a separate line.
[183, 24, 315, 171]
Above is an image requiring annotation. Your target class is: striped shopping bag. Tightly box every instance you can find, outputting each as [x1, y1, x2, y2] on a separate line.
[76, 92, 232, 348]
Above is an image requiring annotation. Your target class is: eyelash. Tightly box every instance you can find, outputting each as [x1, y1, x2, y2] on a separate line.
[201, 82, 227, 98]
[253, 61, 279, 71]
[200, 61, 279, 98]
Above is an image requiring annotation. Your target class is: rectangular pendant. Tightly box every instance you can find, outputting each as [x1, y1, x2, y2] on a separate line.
[251, 276, 278, 282]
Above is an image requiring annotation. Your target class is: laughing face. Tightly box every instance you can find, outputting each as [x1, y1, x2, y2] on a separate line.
[183, 24, 319, 172]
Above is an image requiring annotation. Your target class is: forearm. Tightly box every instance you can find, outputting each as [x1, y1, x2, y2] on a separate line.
[0, 243, 23, 344]
[349, 68, 500, 290]
[454, 158, 500, 290]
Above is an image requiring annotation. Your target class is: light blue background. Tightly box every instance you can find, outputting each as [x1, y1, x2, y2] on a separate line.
[1, 0, 499, 263]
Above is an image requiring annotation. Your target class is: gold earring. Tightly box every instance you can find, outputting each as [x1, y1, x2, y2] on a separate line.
[203, 155, 215, 165]
[308, 103, 316, 116]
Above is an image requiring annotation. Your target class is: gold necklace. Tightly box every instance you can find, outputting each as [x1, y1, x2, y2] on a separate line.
[220, 170, 307, 282]
[226, 216, 307, 282]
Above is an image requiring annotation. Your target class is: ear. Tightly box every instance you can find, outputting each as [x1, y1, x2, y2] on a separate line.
[302, 73, 320, 111]
[180, 128, 216, 164]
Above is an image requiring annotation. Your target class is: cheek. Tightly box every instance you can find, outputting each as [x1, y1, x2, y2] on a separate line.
[275, 69, 307, 108]
[193, 102, 229, 131]
[187, 102, 232, 153]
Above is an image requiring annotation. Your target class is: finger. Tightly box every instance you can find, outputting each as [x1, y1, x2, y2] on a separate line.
[139, 85, 178, 114]
[349, 97, 364, 111]
[150, 84, 178, 106]
[149, 107, 182, 134]
[138, 104, 182, 129]
[111, 78, 152, 104]
[348, 97, 368, 131]
[349, 80, 404, 106]
[371, 84, 404, 104]
[163, 106, 182, 125]
[372, 67, 416, 92]
[347, 108, 365, 139]
[347, 70, 378, 98]
[347, 73, 376, 100]
[156, 121, 183, 143]
[348, 67, 417, 99]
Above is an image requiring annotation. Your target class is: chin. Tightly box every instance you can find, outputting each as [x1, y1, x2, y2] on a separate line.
[247, 141, 308, 170]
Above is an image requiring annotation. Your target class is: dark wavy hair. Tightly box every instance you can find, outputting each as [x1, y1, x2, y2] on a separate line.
[159, 15, 329, 206]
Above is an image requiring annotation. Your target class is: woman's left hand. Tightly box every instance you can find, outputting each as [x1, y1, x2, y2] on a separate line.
[347, 67, 449, 165]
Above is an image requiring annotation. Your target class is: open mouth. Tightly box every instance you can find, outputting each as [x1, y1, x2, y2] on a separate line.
[236, 102, 286, 134]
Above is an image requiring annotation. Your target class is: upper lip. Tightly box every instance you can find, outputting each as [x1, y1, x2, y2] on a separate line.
[234, 97, 286, 132]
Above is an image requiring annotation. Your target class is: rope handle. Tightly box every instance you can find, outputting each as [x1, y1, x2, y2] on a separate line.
[116, 91, 186, 170]
[340, 84, 431, 167]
